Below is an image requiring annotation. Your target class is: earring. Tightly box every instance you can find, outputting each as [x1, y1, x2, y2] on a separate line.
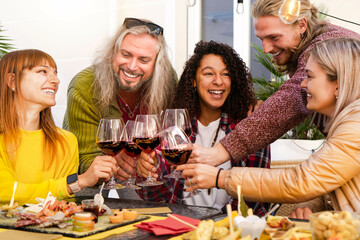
[301, 33, 304, 38]
[12, 88, 15, 91]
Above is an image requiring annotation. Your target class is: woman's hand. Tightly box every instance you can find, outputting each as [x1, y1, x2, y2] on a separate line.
[188, 143, 231, 167]
[115, 151, 136, 181]
[78, 155, 117, 188]
[289, 207, 313, 220]
[136, 151, 158, 178]
[176, 164, 220, 191]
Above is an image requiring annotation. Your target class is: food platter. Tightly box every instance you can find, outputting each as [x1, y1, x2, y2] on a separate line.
[0, 214, 149, 238]
[0, 192, 149, 238]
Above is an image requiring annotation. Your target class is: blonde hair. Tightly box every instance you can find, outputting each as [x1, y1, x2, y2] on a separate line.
[0, 49, 67, 169]
[92, 19, 176, 114]
[251, 0, 328, 74]
[307, 38, 360, 130]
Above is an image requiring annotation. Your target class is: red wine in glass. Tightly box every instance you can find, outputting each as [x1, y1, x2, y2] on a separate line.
[159, 126, 193, 202]
[122, 120, 141, 190]
[124, 142, 142, 158]
[97, 140, 127, 156]
[96, 118, 125, 190]
[133, 114, 163, 187]
[161, 148, 192, 165]
[133, 137, 160, 154]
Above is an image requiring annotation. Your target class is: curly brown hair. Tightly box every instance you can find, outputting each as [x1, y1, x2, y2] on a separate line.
[172, 40, 256, 121]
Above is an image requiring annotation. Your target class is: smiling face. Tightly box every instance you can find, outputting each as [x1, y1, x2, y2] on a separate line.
[112, 33, 159, 92]
[254, 15, 305, 65]
[18, 62, 60, 111]
[301, 55, 338, 116]
[194, 54, 231, 114]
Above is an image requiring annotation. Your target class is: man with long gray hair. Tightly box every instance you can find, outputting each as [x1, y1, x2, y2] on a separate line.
[63, 18, 177, 180]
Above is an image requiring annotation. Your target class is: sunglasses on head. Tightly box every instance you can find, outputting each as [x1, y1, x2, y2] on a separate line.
[124, 18, 164, 36]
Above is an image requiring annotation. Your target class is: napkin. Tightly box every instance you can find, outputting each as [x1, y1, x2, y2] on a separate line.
[134, 214, 200, 236]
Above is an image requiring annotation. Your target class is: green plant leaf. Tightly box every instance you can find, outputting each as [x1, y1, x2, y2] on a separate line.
[240, 194, 249, 217]
[0, 24, 15, 58]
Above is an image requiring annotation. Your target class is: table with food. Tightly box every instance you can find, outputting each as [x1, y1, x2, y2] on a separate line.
[0, 190, 221, 239]
[2, 182, 360, 240]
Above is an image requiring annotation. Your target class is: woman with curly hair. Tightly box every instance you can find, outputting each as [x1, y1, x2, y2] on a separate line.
[136, 41, 270, 215]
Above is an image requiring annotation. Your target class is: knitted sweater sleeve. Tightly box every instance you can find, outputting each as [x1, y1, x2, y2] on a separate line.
[220, 64, 310, 161]
[63, 68, 102, 174]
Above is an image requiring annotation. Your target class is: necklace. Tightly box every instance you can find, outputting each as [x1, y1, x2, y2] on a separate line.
[117, 94, 141, 119]
[211, 122, 221, 147]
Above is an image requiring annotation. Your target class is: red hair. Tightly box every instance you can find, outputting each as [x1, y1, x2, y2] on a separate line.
[0, 49, 67, 170]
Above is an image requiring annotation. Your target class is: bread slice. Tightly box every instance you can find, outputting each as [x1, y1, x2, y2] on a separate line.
[190, 220, 215, 240]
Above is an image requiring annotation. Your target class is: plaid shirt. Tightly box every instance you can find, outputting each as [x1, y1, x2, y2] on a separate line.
[136, 113, 271, 216]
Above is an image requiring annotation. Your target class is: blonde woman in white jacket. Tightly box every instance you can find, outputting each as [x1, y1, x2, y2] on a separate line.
[177, 38, 360, 219]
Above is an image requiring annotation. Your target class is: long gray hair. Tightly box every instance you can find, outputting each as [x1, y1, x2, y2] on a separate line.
[92, 20, 176, 114]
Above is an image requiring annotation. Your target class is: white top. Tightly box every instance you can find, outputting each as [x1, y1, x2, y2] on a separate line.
[183, 118, 232, 209]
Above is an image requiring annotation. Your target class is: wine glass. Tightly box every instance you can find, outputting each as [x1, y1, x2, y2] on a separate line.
[133, 114, 163, 187]
[162, 109, 192, 179]
[96, 118, 125, 190]
[122, 120, 141, 190]
[162, 109, 192, 137]
[160, 126, 193, 202]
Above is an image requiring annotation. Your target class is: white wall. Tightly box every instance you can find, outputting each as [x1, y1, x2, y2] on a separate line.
[1, 0, 111, 126]
[312, 0, 360, 33]
[0, 0, 187, 127]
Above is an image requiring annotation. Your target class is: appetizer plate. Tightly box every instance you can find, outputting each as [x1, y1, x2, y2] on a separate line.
[0, 214, 149, 238]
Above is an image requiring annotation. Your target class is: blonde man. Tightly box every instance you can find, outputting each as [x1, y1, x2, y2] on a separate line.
[63, 18, 177, 177]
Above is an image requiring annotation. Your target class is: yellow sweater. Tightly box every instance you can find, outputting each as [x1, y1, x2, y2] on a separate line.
[0, 128, 79, 205]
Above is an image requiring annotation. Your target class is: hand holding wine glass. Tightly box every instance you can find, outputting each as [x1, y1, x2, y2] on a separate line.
[96, 118, 125, 190]
[133, 114, 163, 187]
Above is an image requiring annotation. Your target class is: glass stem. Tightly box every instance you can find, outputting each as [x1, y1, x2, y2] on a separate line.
[147, 172, 153, 182]
[170, 178, 178, 203]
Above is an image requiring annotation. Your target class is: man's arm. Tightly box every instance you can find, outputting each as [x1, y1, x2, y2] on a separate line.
[189, 71, 310, 166]
[63, 68, 103, 174]
[63, 86, 101, 174]
[221, 70, 310, 161]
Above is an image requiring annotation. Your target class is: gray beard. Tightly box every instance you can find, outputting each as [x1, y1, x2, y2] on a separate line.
[114, 72, 147, 92]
